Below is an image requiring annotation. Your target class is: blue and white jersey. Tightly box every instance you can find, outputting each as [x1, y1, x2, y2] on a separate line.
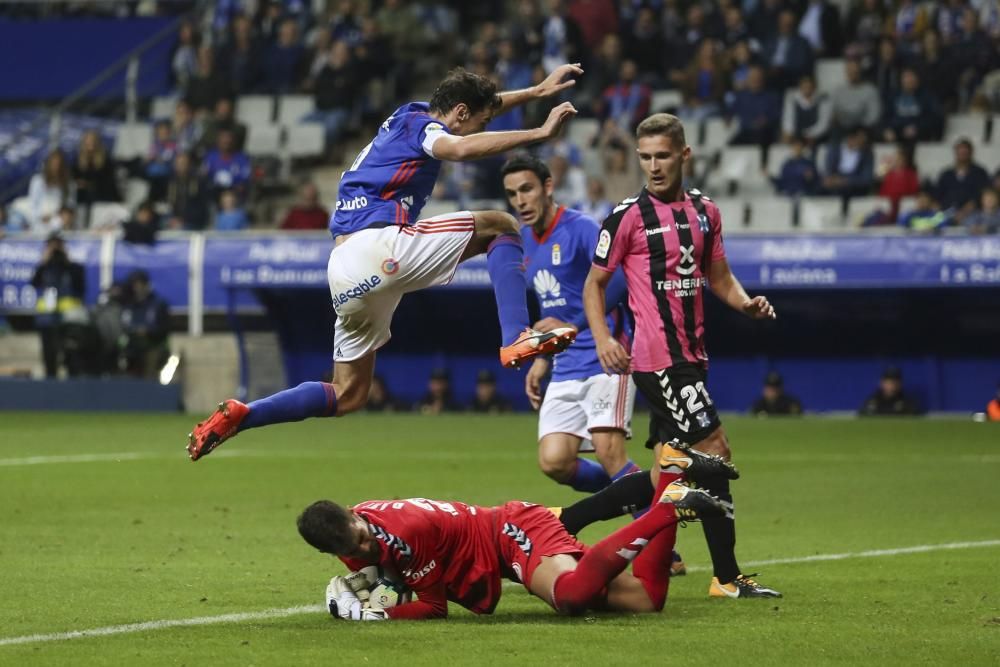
[331, 102, 450, 236]
[522, 206, 629, 382]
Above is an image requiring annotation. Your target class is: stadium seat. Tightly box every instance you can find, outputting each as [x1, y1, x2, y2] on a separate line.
[277, 95, 316, 126]
[89, 202, 130, 229]
[915, 143, 953, 178]
[700, 117, 735, 150]
[749, 196, 795, 232]
[974, 142, 1000, 171]
[872, 142, 899, 171]
[567, 118, 599, 148]
[710, 196, 748, 229]
[944, 113, 987, 144]
[845, 195, 890, 227]
[150, 95, 177, 120]
[286, 123, 325, 158]
[112, 123, 152, 161]
[815, 58, 846, 93]
[717, 146, 768, 193]
[765, 142, 792, 178]
[124, 178, 149, 210]
[236, 95, 275, 126]
[651, 89, 683, 113]
[798, 196, 843, 230]
[245, 125, 282, 157]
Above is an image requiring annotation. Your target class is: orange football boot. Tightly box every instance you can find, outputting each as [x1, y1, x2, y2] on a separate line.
[499, 327, 577, 369]
[187, 399, 249, 461]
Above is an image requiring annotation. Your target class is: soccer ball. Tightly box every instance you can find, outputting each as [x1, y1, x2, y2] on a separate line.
[366, 568, 412, 610]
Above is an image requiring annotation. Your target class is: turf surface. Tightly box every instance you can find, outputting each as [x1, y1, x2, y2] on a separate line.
[1, 413, 998, 665]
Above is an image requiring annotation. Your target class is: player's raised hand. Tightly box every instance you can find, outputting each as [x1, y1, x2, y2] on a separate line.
[541, 102, 577, 139]
[742, 295, 776, 320]
[525, 357, 550, 410]
[534, 63, 584, 98]
[596, 336, 630, 376]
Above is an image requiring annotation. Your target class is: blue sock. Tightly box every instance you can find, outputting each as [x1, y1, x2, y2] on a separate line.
[568, 457, 612, 493]
[239, 382, 338, 432]
[486, 234, 529, 345]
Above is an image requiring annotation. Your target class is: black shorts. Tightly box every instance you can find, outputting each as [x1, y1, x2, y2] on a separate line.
[633, 363, 723, 449]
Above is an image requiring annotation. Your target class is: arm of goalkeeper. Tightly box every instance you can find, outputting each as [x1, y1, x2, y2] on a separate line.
[325, 576, 389, 622]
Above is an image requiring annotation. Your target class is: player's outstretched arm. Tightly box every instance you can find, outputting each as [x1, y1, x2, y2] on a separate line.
[431, 102, 577, 162]
[707, 258, 776, 320]
[497, 63, 583, 112]
[584, 266, 631, 374]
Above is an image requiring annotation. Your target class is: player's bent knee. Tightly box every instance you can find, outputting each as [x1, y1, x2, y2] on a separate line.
[333, 380, 370, 415]
[473, 210, 518, 237]
[539, 456, 575, 483]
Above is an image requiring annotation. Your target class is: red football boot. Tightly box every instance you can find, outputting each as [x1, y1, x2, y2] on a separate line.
[187, 399, 249, 461]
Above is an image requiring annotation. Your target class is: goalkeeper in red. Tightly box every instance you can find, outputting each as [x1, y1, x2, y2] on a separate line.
[297, 445, 737, 620]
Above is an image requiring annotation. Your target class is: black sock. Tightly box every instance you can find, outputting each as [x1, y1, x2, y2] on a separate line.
[699, 477, 740, 584]
[558, 470, 654, 535]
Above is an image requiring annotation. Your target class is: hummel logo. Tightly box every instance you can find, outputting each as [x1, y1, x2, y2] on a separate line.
[645, 226, 671, 236]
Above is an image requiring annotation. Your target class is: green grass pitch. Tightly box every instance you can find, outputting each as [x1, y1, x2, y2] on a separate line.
[1, 413, 998, 665]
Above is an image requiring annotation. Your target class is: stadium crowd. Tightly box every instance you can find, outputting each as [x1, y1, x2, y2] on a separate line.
[4, 0, 1000, 236]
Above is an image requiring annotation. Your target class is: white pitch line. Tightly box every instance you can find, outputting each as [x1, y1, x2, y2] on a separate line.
[0, 605, 325, 647]
[0, 450, 261, 467]
[1, 538, 998, 647]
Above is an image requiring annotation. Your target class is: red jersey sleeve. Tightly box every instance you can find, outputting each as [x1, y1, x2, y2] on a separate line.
[386, 582, 449, 620]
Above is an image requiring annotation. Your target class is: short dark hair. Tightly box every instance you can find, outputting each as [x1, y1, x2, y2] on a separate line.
[297, 500, 356, 555]
[500, 153, 552, 184]
[636, 113, 687, 146]
[429, 68, 502, 116]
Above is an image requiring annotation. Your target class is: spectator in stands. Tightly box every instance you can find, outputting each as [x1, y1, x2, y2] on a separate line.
[936, 139, 990, 224]
[14, 150, 75, 233]
[415, 367, 460, 415]
[171, 20, 199, 91]
[585, 33, 622, 105]
[935, 0, 966, 44]
[821, 127, 875, 198]
[366, 374, 404, 412]
[728, 40, 755, 94]
[185, 46, 229, 113]
[166, 152, 210, 230]
[964, 188, 1000, 234]
[845, 0, 888, 53]
[897, 189, 951, 232]
[549, 154, 587, 208]
[73, 130, 120, 210]
[202, 129, 251, 203]
[31, 233, 86, 378]
[761, 9, 814, 90]
[831, 59, 882, 136]
[566, 0, 615, 54]
[773, 137, 819, 196]
[200, 97, 247, 154]
[748, 0, 783, 48]
[893, 0, 930, 47]
[781, 74, 831, 146]
[877, 144, 920, 223]
[721, 5, 750, 48]
[172, 100, 201, 155]
[881, 68, 942, 143]
[986, 382, 1000, 421]
[626, 6, 667, 82]
[577, 177, 613, 221]
[92, 282, 125, 376]
[214, 189, 249, 231]
[674, 40, 728, 122]
[598, 119, 641, 203]
[750, 371, 803, 416]
[954, 9, 996, 111]
[280, 181, 329, 231]
[306, 40, 357, 153]
[56, 205, 76, 232]
[872, 36, 902, 108]
[120, 270, 170, 381]
[262, 17, 307, 94]
[798, 0, 842, 58]
[145, 120, 177, 202]
[600, 60, 651, 132]
[859, 366, 922, 416]
[375, 0, 425, 90]
[216, 14, 262, 95]
[916, 30, 958, 112]
[469, 369, 512, 413]
[728, 64, 782, 146]
[122, 202, 158, 245]
[675, 3, 711, 66]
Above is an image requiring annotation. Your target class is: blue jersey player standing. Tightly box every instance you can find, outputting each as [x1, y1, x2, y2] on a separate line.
[501, 155, 640, 492]
[188, 66, 583, 461]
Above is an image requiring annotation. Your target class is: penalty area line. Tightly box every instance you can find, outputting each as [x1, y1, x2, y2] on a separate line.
[2, 539, 999, 646]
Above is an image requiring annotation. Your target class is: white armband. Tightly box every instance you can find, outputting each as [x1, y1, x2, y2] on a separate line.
[421, 122, 447, 158]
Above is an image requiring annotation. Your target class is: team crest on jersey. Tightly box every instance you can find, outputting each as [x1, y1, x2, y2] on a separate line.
[596, 230, 611, 258]
[382, 258, 399, 275]
[696, 411, 712, 428]
[551, 243, 561, 265]
[698, 214, 710, 233]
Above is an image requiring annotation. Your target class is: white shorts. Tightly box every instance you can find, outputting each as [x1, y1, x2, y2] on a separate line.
[329, 212, 476, 361]
[538, 373, 636, 443]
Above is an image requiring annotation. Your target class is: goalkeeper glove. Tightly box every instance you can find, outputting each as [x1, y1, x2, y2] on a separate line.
[325, 576, 389, 621]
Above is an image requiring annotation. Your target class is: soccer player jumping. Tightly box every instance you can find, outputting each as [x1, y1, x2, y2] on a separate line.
[187, 66, 583, 461]
[583, 113, 781, 599]
[298, 447, 737, 620]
